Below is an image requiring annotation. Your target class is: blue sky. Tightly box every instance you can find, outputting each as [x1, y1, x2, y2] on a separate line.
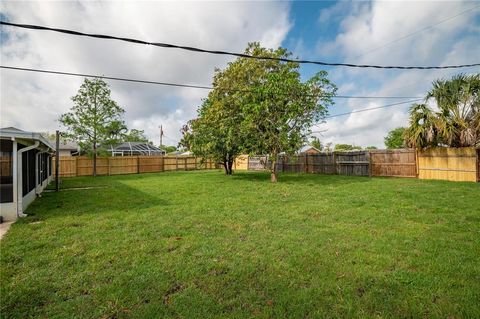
[1, 1, 479, 147]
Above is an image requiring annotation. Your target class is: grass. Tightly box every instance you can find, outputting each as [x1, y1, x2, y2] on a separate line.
[1, 171, 479, 318]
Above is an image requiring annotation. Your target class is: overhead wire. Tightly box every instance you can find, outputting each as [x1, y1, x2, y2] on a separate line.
[312, 99, 423, 125]
[0, 65, 426, 99]
[1, 21, 479, 70]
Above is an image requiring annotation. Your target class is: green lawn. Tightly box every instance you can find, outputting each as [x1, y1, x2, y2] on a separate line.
[1, 171, 479, 318]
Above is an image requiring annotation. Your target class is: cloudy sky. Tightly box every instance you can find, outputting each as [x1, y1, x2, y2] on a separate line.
[1, 1, 479, 148]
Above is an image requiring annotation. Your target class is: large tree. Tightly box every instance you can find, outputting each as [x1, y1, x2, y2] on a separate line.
[123, 129, 149, 143]
[183, 43, 336, 180]
[384, 127, 406, 149]
[239, 44, 336, 182]
[60, 78, 126, 176]
[185, 94, 245, 175]
[405, 74, 480, 148]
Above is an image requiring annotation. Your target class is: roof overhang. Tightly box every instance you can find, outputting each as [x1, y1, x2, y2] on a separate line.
[0, 128, 55, 151]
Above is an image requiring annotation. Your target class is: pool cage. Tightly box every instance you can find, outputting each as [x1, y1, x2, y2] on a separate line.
[110, 142, 165, 156]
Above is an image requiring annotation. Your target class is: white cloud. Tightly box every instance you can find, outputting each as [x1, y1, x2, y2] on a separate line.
[0, 1, 292, 144]
[316, 0, 480, 148]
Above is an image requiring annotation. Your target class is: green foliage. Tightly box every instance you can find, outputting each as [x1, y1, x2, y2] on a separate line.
[184, 91, 245, 174]
[384, 127, 406, 149]
[405, 74, 480, 148]
[365, 146, 378, 150]
[334, 144, 362, 151]
[59, 78, 126, 175]
[185, 43, 336, 180]
[239, 44, 336, 182]
[160, 145, 177, 153]
[310, 137, 323, 151]
[122, 129, 149, 143]
[1, 171, 480, 318]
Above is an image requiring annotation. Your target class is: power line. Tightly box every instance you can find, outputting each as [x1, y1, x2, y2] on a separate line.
[313, 99, 423, 124]
[354, 4, 480, 59]
[1, 65, 425, 99]
[1, 21, 478, 70]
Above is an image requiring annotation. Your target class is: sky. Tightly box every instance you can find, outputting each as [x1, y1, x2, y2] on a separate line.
[1, 1, 479, 148]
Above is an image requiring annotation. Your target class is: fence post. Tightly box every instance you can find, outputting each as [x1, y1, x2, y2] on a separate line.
[368, 151, 372, 177]
[415, 149, 419, 178]
[305, 154, 308, 173]
[107, 157, 111, 176]
[137, 156, 140, 174]
[333, 152, 337, 175]
[176, 156, 178, 171]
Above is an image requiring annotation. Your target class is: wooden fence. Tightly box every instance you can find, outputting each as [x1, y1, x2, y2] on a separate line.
[370, 149, 416, 178]
[54, 148, 479, 182]
[335, 151, 370, 176]
[239, 148, 479, 182]
[417, 147, 478, 182]
[53, 156, 218, 177]
[277, 151, 371, 176]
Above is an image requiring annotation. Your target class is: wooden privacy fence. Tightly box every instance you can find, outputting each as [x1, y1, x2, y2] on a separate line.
[335, 151, 370, 176]
[53, 156, 218, 177]
[54, 148, 479, 182]
[239, 148, 479, 182]
[417, 147, 478, 182]
[370, 149, 416, 178]
[274, 151, 371, 176]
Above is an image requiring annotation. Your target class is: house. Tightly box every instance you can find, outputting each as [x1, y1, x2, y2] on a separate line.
[0, 127, 55, 221]
[48, 139, 80, 156]
[298, 145, 321, 155]
[110, 142, 165, 156]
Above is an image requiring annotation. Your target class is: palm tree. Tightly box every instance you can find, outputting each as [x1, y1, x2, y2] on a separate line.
[404, 103, 438, 148]
[405, 74, 480, 148]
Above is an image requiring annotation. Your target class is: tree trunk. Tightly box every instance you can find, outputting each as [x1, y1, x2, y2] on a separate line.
[270, 159, 277, 183]
[223, 161, 229, 175]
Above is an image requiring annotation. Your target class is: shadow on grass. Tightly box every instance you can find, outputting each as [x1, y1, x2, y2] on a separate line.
[231, 171, 371, 185]
[23, 179, 170, 222]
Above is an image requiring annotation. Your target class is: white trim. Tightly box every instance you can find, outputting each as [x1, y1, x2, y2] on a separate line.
[17, 141, 40, 217]
[12, 140, 17, 219]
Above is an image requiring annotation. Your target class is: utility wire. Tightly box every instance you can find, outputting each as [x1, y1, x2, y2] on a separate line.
[1, 65, 425, 99]
[354, 4, 480, 59]
[1, 21, 478, 70]
[318, 99, 423, 121]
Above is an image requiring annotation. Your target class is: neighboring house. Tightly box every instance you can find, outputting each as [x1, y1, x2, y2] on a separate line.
[167, 151, 183, 156]
[110, 142, 165, 156]
[48, 139, 80, 156]
[298, 145, 321, 154]
[0, 127, 55, 222]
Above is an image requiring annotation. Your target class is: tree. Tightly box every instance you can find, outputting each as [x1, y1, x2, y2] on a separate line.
[183, 43, 336, 179]
[123, 129, 149, 143]
[60, 78, 126, 176]
[310, 137, 323, 151]
[365, 146, 378, 150]
[238, 43, 336, 182]
[186, 93, 245, 175]
[405, 74, 480, 148]
[178, 124, 193, 151]
[160, 145, 177, 153]
[384, 127, 406, 149]
[323, 142, 333, 153]
[334, 144, 362, 151]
